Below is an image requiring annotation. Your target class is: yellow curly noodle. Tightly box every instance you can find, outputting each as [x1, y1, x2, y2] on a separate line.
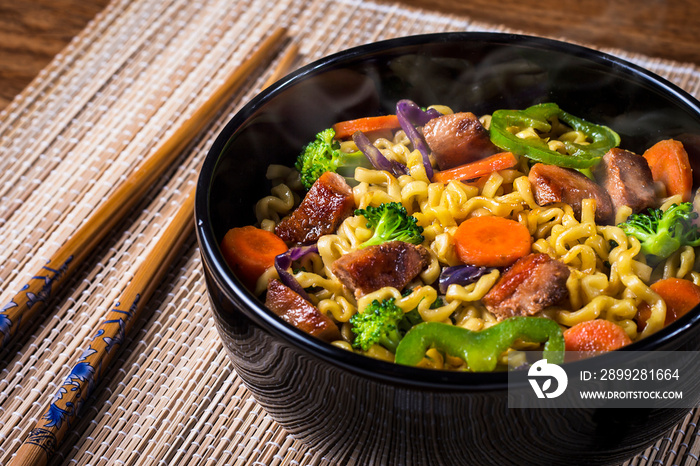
[428, 104, 453, 116]
[656, 246, 695, 281]
[250, 105, 698, 369]
[479, 114, 491, 130]
[659, 194, 685, 211]
[255, 164, 301, 231]
[691, 272, 700, 287]
[453, 303, 484, 330]
[614, 205, 634, 226]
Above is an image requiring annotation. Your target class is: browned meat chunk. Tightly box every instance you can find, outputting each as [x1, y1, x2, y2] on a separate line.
[275, 171, 355, 244]
[423, 112, 499, 170]
[529, 163, 614, 224]
[593, 148, 655, 215]
[265, 279, 341, 342]
[331, 241, 430, 298]
[483, 253, 570, 320]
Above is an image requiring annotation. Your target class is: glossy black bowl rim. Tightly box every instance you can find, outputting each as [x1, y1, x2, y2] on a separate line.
[195, 31, 700, 391]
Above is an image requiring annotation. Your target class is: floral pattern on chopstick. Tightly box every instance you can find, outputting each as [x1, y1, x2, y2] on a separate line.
[0, 255, 73, 347]
[0, 313, 12, 348]
[29, 293, 141, 457]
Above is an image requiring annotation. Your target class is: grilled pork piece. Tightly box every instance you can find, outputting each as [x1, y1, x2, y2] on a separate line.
[593, 148, 655, 215]
[483, 253, 570, 320]
[265, 279, 341, 342]
[331, 241, 431, 298]
[423, 112, 499, 170]
[275, 171, 355, 244]
[528, 163, 615, 224]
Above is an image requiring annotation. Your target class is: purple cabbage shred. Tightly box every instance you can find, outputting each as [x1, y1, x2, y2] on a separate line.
[396, 99, 441, 126]
[352, 130, 408, 177]
[274, 244, 319, 302]
[395, 99, 437, 180]
[438, 265, 491, 294]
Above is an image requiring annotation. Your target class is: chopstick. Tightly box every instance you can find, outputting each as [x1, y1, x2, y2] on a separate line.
[8, 33, 298, 466]
[0, 27, 287, 351]
[12, 189, 196, 466]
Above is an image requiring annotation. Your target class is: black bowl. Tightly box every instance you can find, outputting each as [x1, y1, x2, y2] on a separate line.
[195, 32, 700, 465]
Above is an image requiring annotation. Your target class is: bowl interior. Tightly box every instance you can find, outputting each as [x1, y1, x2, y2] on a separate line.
[197, 32, 700, 387]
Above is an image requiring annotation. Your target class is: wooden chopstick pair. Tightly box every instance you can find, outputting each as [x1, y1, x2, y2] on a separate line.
[7, 28, 299, 466]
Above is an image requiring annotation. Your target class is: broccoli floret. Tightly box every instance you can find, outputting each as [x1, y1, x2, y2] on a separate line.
[350, 297, 405, 352]
[355, 202, 424, 248]
[350, 297, 427, 353]
[398, 308, 423, 333]
[295, 128, 372, 189]
[618, 202, 700, 259]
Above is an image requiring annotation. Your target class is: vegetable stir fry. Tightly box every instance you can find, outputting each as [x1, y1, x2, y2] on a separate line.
[221, 99, 700, 372]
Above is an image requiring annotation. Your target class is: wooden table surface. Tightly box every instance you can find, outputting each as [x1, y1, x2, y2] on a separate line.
[1, 0, 699, 111]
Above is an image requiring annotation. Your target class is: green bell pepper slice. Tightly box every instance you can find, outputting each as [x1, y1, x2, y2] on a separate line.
[394, 316, 564, 372]
[489, 103, 620, 170]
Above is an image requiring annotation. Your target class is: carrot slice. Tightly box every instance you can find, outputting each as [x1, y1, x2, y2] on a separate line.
[642, 139, 693, 202]
[636, 277, 700, 331]
[220, 226, 288, 289]
[332, 115, 401, 139]
[432, 152, 518, 183]
[563, 319, 632, 353]
[453, 216, 531, 267]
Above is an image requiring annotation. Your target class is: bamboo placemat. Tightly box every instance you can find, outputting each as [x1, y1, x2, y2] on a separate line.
[0, 0, 699, 464]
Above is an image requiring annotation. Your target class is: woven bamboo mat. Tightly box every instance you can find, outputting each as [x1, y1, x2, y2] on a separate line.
[1, 0, 699, 464]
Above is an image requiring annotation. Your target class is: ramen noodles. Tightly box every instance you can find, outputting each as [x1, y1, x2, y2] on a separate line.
[227, 101, 700, 371]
